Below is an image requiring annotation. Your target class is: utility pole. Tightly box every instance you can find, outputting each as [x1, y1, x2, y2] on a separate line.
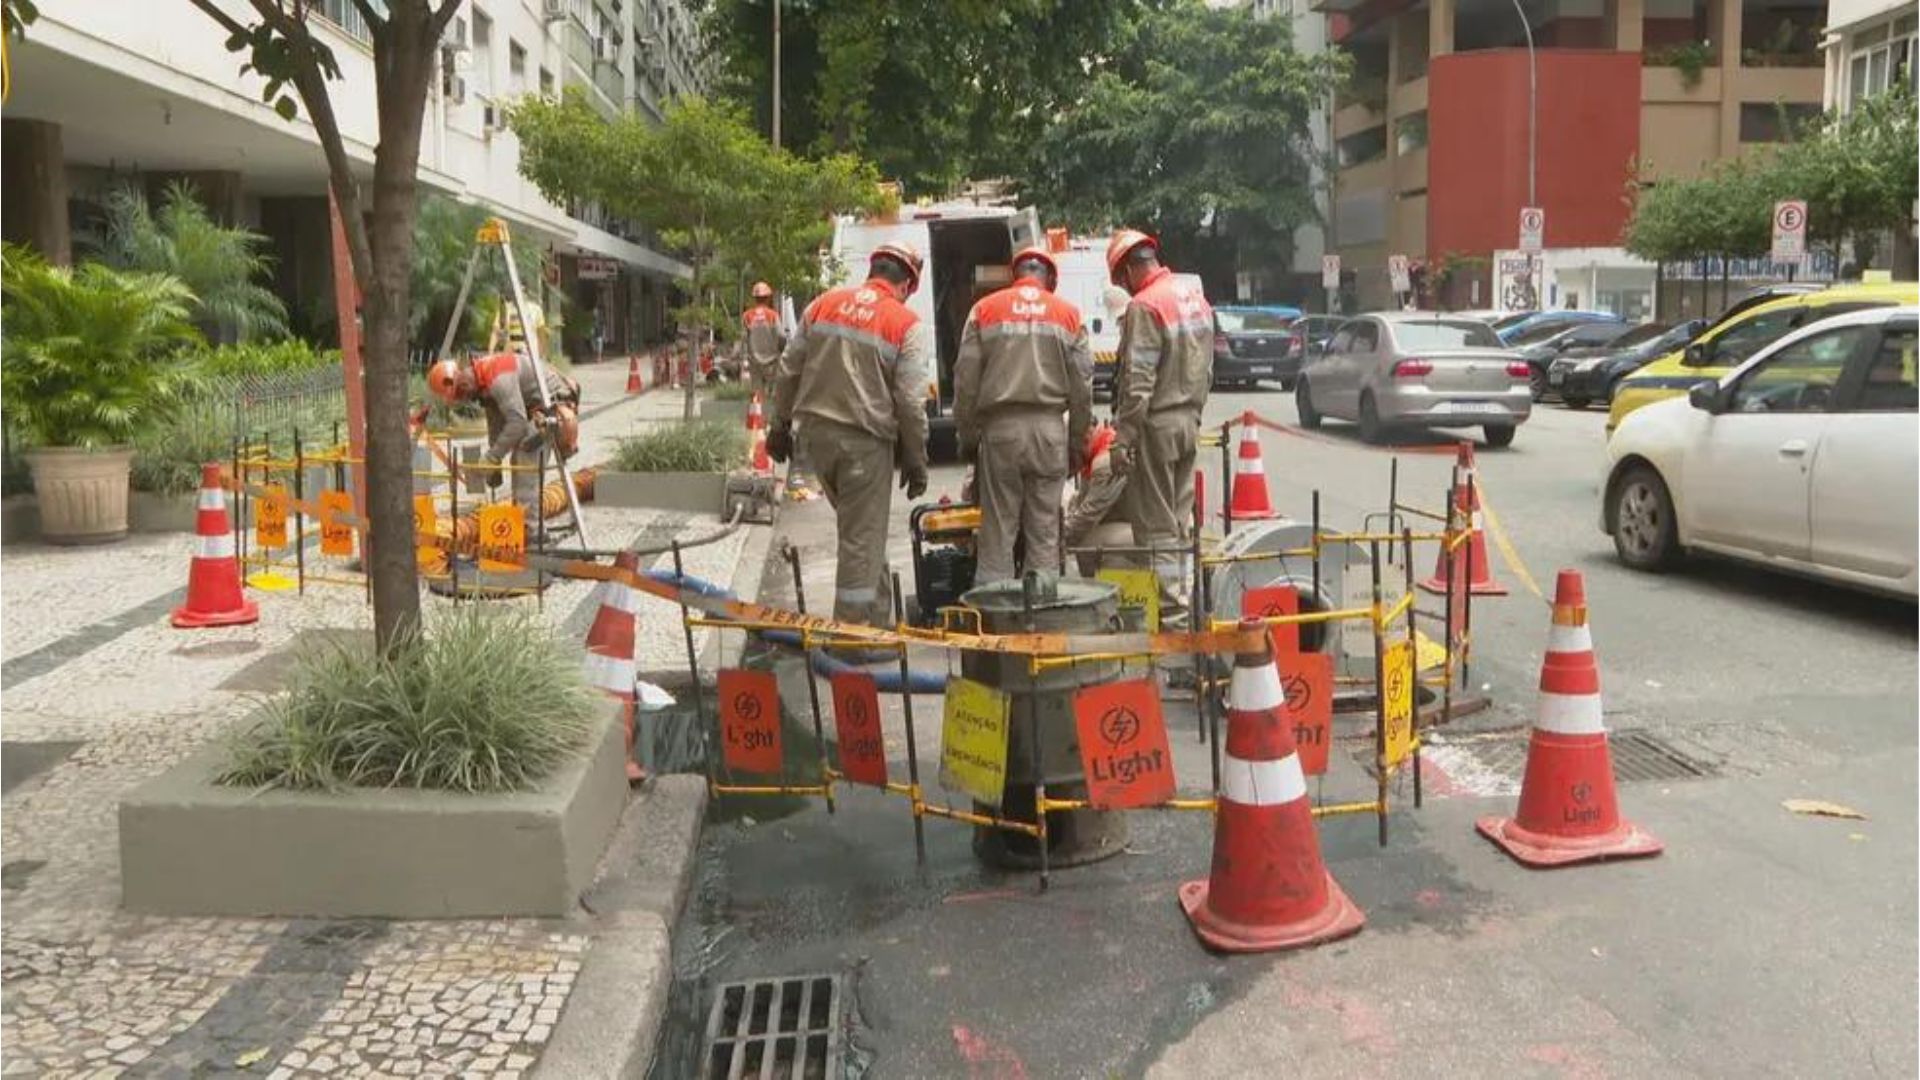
[771, 0, 782, 149]
[1510, 0, 1538, 305]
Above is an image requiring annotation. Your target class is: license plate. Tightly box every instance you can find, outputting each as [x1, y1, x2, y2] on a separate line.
[1549, 370, 1565, 385]
[1446, 402, 1503, 415]
[1249, 366, 1273, 375]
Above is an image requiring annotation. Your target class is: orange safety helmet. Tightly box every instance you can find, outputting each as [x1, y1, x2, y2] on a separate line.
[870, 240, 925, 295]
[1010, 246, 1059, 290]
[1105, 228, 1158, 284]
[751, 281, 774, 300]
[1083, 423, 1116, 482]
[426, 358, 463, 403]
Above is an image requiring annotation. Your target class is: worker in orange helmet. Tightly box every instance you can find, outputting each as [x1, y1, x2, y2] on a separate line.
[740, 280, 785, 394]
[427, 353, 581, 514]
[1105, 228, 1214, 628]
[768, 242, 933, 632]
[952, 245, 1094, 582]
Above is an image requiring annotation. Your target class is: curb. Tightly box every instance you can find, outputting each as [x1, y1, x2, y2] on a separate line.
[536, 774, 708, 1080]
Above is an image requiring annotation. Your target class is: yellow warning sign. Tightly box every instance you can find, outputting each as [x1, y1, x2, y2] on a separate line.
[940, 677, 1011, 808]
[413, 495, 438, 570]
[476, 502, 526, 574]
[318, 490, 355, 557]
[256, 482, 289, 550]
[1382, 639, 1416, 766]
[1098, 568, 1160, 632]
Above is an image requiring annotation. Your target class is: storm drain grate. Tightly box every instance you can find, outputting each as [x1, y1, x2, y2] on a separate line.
[702, 973, 842, 1080]
[1608, 729, 1718, 782]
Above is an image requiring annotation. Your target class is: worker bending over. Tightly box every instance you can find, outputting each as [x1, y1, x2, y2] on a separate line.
[428, 352, 580, 515]
[1106, 229, 1213, 628]
[1064, 423, 1131, 578]
[767, 243, 933, 631]
[952, 246, 1094, 583]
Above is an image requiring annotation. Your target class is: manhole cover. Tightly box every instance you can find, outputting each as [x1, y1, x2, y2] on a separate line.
[1397, 727, 1717, 788]
[702, 973, 842, 1080]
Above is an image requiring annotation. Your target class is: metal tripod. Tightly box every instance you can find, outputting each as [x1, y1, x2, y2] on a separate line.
[432, 218, 589, 549]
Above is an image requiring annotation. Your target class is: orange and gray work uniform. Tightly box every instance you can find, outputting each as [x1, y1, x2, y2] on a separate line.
[472, 352, 579, 512]
[1112, 265, 1214, 626]
[952, 277, 1095, 583]
[772, 277, 934, 627]
[741, 304, 785, 391]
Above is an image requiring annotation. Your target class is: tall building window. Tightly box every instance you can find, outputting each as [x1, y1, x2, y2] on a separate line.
[540, 66, 555, 96]
[1847, 16, 1916, 108]
[313, 0, 376, 44]
[471, 10, 494, 97]
[510, 40, 528, 84]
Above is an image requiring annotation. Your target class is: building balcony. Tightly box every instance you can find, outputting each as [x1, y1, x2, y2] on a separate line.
[1334, 100, 1387, 141]
[1641, 65, 1725, 102]
[1732, 64, 1825, 103]
[1338, 156, 1391, 195]
[1396, 148, 1428, 194]
[1391, 75, 1428, 118]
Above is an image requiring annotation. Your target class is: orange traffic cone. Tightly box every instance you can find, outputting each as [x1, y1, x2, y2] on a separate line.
[584, 550, 645, 783]
[1225, 412, 1277, 521]
[1420, 441, 1506, 596]
[746, 392, 764, 432]
[626, 355, 643, 394]
[1179, 622, 1365, 952]
[171, 464, 259, 628]
[750, 425, 773, 476]
[1477, 570, 1661, 867]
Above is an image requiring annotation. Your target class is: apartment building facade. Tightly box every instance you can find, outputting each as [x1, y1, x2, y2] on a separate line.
[0, 0, 711, 359]
[1315, 0, 1833, 315]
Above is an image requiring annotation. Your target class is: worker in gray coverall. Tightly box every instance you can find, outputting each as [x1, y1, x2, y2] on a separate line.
[428, 353, 580, 515]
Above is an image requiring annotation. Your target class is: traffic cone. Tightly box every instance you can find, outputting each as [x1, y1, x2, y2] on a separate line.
[584, 550, 645, 783]
[1419, 441, 1506, 596]
[746, 392, 764, 432]
[1225, 412, 1277, 521]
[1179, 622, 1364, 953]
[626, 355, 643, 394]
[1476, 570, 1661, 867]
[749, 425, 773, 476]
[171, 464, 259, 629]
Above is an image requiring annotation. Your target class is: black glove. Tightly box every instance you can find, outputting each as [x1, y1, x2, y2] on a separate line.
[1109, 443, 1134, 479]
[900, 464, 928, 500]
[766, 426, 793, 464]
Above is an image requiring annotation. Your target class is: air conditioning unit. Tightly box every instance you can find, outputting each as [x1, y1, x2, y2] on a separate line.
[593, 36, 616, 64]
[483, 102, 510, 133]
[541, 0, 566, 23]
[444, 73, 467, 105]
[445, 15, 468, 49]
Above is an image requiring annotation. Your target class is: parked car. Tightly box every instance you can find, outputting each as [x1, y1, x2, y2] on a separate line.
[1496, 310, 1621, 346]
[1515, 321, 1645, 400]
[1288, 314, 1346, 364]
[1602, 306, 1917, 598]
[1295, 313, 1531, 447]
[1608, 280, 1920, 434]
[1549, 319, 1707, 408]
[1212, 306, 1301, 389]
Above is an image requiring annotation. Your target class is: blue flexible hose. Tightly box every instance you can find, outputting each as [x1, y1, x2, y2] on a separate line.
[644, 568, 948, 694]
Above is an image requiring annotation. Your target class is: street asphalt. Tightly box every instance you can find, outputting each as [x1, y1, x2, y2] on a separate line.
[649, 383, 1917, 1078]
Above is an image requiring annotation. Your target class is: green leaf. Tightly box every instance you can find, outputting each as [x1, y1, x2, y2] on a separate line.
[274, 95, 298, 121]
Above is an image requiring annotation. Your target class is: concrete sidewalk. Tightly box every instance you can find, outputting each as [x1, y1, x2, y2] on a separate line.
[0, 360, 756, 1079]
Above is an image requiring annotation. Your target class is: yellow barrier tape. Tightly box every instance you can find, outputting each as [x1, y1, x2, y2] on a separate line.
[1471, 480, 1546, 603]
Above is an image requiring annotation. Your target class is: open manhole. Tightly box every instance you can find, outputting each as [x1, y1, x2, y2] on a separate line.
[701, 973, 842, 1080]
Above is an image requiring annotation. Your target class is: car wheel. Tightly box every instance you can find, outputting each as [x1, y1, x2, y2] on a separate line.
[1528, 365, 1549, 402]
[1358, 393, 1386, 444]
[1483, 424, 1516, 448]
[1612, 466, 1678, 572]
[1296, 380, 1322, 429]
[1279, 378, 1296, 392]
[1563, 395, 1589, 410]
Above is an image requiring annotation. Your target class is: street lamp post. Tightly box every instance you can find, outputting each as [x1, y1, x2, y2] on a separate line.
[771, 0, 782, 149]
[1510, 0, 1539, 306]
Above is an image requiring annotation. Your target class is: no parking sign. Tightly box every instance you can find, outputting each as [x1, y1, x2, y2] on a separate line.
[1772, 200, 1808, 261]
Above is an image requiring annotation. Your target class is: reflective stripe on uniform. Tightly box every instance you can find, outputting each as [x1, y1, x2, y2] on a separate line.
[197, 533, 236, 560]
[812, 320, 900, 362]
[1220, 751, 1307, 806]
[1535, 690, 1606, 735]
[837, 586, 878, 605]
[1229, 660, 1284, 712]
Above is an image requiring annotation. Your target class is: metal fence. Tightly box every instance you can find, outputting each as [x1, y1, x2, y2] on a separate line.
[187, 364, 351, 451]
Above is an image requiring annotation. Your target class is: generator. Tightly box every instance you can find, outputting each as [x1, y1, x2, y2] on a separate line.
[908, 501, 980, 626]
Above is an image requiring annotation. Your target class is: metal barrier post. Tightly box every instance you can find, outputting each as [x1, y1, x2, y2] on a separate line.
[1192, 473, 1207, 744]
[1403, 526, 1421, 809]
[1311, 489, 1322, 604]
[890, 571, 927, 863]
[1022, 572, 1050, 892]
[672, 540, 718, 798]
[1202, 564, 1222, 798]
[448, 435, 461, 597]
[788, 545, 836, 814]
[1386, 457, 1399, 565]
[1370, 539, 1389, 848]
[293, 429, 307, 595]
[1218, 418, 1232, 538]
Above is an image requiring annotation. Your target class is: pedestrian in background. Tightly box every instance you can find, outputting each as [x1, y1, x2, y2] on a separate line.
[952, 246, 1094, 583]
[767, 243, 933, 633]
[1105, 229, 1213, 628]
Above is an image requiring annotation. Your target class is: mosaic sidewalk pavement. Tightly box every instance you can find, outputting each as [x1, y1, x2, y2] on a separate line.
[1, 370, 751, 1079]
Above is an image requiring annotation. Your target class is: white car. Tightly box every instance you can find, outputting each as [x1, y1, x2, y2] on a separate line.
[1601, 306, 1918, 599]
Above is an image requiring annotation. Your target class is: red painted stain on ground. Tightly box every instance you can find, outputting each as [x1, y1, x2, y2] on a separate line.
[1524, 1042, 1609, 1080]
[1414, 888, 1446, 910]
[1279, 984, 1401, 1056]
[1416, 755, 1462, 797]
[952, 1025, 1030, 1080]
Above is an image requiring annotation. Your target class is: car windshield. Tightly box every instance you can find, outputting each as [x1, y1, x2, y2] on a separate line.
[1217, 311, 1292, 332]
[1491, 312, 1534, 331]
[1608, 323, 1669, 348]
[1507, 320, 1587, 345]
[1391, 320, 1502, 349]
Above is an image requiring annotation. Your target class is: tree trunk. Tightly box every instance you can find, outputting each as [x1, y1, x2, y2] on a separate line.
[683, 255, 702, 421]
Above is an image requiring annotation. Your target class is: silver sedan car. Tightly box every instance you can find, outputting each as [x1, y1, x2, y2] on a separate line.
[1294, 313, 1533, 446]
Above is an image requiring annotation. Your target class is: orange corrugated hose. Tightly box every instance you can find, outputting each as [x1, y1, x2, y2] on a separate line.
[420, 467, 596, 574]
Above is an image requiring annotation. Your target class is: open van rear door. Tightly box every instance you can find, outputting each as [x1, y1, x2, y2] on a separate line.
[1007, 207, 1042, 252]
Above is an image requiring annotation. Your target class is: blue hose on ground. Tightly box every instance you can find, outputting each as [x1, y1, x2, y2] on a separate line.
[644, 568, 948, 695]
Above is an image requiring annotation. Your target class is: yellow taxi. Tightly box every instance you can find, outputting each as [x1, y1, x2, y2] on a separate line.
[1607, 280, 1920, 434]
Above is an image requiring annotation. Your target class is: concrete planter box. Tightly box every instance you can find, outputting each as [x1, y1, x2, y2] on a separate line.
[118, 707, 627, 918]
[592, 470, 728, 515]
[129, 491, 200, 533]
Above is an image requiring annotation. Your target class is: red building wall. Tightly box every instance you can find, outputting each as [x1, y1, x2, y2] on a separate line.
[1427, 49, 1642, 257]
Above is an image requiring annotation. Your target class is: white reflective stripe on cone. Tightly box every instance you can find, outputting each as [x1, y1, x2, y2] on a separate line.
[1220, 751, 1308, 807]
[198, 488, 226, 511]
[1535, 690, 1606, 735]
[582, 651, 637, 694]
[1229, 660, 1285, 712]
[607, 583, 642, 615]
[1234, 457, 1264, 475]
[197, 533, 236, 559]
[1544, 622, 1593, 654]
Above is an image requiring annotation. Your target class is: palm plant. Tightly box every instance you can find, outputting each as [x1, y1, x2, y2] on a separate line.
[1, 243, 200, 448]
[92, 181, 289, 342]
